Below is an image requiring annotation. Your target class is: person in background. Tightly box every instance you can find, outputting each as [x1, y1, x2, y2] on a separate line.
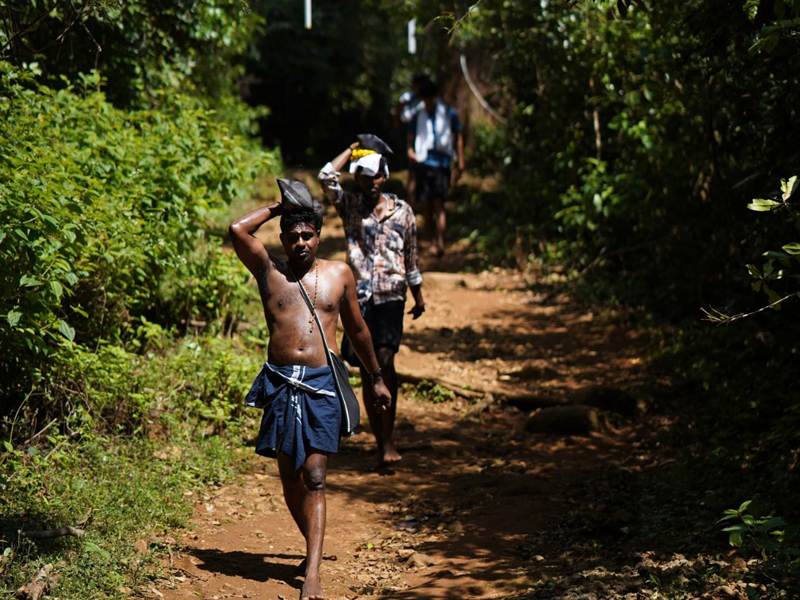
[393, 72, 430, 128]
[318, 134, 425, 469]
[407, 79, 465, 257]
[392, 73, 430, 209]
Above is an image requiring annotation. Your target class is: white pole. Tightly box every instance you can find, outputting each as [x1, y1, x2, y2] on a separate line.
[408, 18, 417, 54]
[304, 0, 312, 29]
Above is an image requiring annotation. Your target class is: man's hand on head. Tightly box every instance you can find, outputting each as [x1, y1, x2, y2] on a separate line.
[408, 303, 425, 320]
[372, 379, 391, 411]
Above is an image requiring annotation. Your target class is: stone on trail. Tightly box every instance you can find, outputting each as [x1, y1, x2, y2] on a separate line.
[408, 552, 437, 569]
[573, 385, 639, 416]
[525, 405, 600, 436]
[446, 520, 465, 534]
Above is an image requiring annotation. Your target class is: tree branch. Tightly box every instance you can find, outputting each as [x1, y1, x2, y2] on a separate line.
[0, 6, 55, 58]
[702, 292, 800, 324]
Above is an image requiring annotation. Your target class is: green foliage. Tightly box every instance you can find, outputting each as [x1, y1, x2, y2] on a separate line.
[720, 501, 800, 573]
[0, 334, 263, 598]
[48, 333, 263, 435]
[402, 380, 455, 404]
[247, 0, 418, 163]
[742, 175, 800, 310]
[441, 0, 800, 315]
[0, 0, 264, 114]
[157, 243, 257, 334]
[0, 63, 277, 395]
[469, 118, 509, 177]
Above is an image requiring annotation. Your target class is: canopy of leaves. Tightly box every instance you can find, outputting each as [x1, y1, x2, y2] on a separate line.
[0, 0, 262, 110]
[243, 0, 416, 163]
[445, 0, 800, 315]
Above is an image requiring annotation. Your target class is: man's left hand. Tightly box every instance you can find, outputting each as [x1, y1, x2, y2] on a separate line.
[408, 303, 425, 320]
[372, 380, 391, 411]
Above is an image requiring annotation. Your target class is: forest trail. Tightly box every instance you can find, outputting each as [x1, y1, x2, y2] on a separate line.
[159, 205, 649, 600]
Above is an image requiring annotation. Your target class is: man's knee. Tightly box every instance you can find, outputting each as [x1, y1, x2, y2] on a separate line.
[376, 347, 396, 369]
[303, 461, 327, 492]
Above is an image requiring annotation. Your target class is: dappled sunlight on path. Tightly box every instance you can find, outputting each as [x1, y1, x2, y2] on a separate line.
[161, 214, 652, 598]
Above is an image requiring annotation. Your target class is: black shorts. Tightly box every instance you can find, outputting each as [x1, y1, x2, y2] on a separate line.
[415, 164, 451, 204]
[341, 298, 405, 368]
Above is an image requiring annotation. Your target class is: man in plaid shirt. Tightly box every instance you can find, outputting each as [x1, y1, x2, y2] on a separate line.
[319, 134, 425, 468]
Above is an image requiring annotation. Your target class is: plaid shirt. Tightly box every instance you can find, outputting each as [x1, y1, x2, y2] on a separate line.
[319, 162, 422, 305]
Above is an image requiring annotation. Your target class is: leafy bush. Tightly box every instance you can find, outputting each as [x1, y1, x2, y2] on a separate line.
[0, 333, 264, 598]
[720, 501, 800, 576]
[0, 63, 278, 399]
[745, 176, 800, 308]
[44, 333, 264, 435]
[402, 380, 456, 404]
[0, 0, 264, 114]
[443, 0, 800, 315]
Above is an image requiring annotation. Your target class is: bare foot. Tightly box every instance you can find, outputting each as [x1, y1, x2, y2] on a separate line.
[367, 454, 401, 472]
[300, 573, 324, 600]
[381, 442, 403, 466]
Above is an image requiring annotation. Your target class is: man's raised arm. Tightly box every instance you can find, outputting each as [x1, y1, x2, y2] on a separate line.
[228, 203, 283, 278]
[318, 141, 359, 205]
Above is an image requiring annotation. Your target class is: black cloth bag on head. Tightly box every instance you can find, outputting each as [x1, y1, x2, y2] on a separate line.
[277, 178, 316, 210]
[357, 133, 393, 156]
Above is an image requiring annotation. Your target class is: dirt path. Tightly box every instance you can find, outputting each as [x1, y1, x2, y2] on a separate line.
[160, 204, 648, 600]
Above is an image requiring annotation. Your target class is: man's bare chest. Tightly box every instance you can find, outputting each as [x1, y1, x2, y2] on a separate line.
[261, 275, 342, 318]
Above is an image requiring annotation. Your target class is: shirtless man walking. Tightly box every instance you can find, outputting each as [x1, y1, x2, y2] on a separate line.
[230, 179, 391, 600]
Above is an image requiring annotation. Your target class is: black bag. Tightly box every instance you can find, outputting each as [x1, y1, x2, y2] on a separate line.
[328, 353, 361, 436]
[295, 272, 361, 437]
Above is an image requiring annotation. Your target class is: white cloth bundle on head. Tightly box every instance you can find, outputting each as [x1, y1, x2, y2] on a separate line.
[349, 153, 388, 177]
[414, 99, 454, 164]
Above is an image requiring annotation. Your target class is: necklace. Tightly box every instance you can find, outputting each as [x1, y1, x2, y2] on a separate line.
[307, 259, 319, 333]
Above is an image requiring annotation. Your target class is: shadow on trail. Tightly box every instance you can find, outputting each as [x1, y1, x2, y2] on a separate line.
[337, 425, 719, 600]
[401, 317, 604, 359]
[184, 547, 303, 586]
[326, 389, 739, 600]
[400, 305, 641, 396]
[327, 409, 641, 599]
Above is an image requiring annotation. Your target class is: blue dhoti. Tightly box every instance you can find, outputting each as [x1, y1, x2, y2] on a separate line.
[245, 363, 341, 472]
